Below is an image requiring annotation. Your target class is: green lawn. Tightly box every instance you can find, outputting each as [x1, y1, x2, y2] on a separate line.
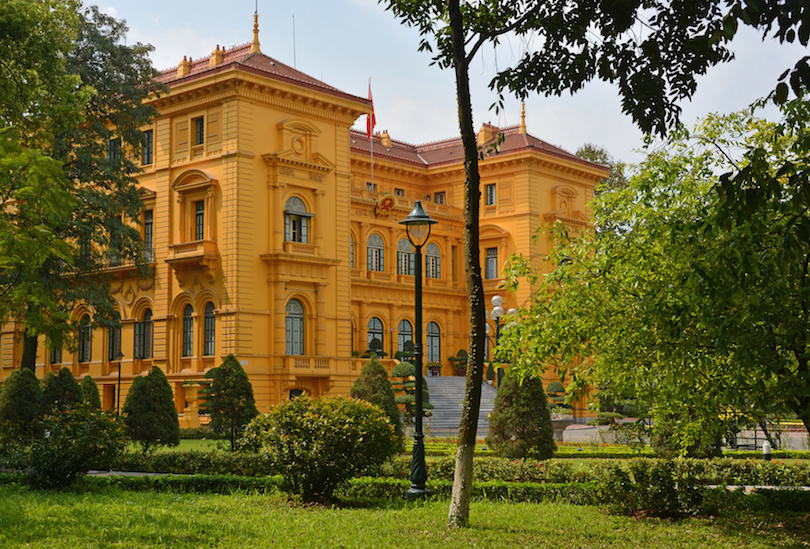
[0, 484, 807, 548]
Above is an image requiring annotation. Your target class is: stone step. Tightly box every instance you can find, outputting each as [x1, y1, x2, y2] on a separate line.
[423, 376, 498, 437]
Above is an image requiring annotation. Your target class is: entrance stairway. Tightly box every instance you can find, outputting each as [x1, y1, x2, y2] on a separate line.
[423, 376, 498, 437]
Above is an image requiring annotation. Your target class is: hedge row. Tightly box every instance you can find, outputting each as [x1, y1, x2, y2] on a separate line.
[110, 452, 810, 487]
[11, 473, 805, 515]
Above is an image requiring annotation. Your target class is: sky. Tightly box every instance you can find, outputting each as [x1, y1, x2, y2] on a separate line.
[99, 0, 808, 165]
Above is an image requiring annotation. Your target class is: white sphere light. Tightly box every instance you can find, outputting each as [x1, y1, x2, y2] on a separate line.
[491, 306, 504, 321]
[507, 308, 517, 316]
[491, 295, 504, 307]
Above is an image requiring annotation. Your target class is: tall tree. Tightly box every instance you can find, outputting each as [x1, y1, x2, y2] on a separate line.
[0, 2, 159, 370]
[122, 366, 180, 454]
[351, 354, 405, 452]
[499, 105, 810, 446]
[381, 0, 809, 527]
[200, 355, 259, 451]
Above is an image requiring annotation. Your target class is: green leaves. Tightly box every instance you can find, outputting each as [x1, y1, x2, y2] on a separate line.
[500, 105, 810, 449]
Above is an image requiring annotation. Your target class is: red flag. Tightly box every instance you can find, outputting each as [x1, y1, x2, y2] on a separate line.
[367, 81, 376, 140]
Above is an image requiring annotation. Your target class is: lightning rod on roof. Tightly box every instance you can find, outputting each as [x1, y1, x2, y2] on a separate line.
[293, 15, 297, 69]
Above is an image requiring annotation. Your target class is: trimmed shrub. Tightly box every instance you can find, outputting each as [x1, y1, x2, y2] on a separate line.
[200, 355, 259, 451]
[486, 372, 556, 459]
[23, 406, 126, 489]
[350, 354, 404, 451]
[242, 395, 396, 501]
[122, 366, 180, 454]
[111, 450, 274, 477]
[80, 375, 101, 410]
[0, 368, 42, 440]
[40, 367, 82, 413]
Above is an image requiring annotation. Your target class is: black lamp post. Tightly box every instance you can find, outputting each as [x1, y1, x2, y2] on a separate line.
[488, 295, 516, 388]
[400, 200, 436, 498]
[115, 351, 124, 417]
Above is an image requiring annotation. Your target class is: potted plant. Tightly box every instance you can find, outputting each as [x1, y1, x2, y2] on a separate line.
[448, 349, 468, 376]
[426, 362, 443, 376]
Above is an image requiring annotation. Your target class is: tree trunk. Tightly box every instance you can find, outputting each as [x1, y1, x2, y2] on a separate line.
[447, 0, 488, 529]
[20, 331, 38, 372]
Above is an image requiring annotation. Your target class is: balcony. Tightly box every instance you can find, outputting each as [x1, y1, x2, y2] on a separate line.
[166, 239, 218, 284]
[285, 355, 334, 375]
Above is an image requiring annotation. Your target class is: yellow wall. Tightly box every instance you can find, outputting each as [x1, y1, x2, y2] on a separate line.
[0, 36, 606, 424]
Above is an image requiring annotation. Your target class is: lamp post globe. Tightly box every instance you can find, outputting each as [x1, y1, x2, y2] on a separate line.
[399, 200, 437, 498]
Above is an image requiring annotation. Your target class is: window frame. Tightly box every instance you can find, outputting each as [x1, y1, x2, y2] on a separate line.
[203, 302, 215, 356]
[142, 129, 153, 165]
[485, 247, 499, 279]
[284, 196, 312, 244]
[134, 309, 153, 360]
[107, 313, 122, 362]
[285, 299, 305, 356]
[367, 317, 384, 354]
[182, 305, 194, 357]
[367, 233, 385, 272]
[425, 242, 441, 279]
[426, 321, 441, 363]
[485, 183, 496, 206]
[397, 239, 414, 275]
[78, 315, 92, 363]
[193, 116, 205, 146]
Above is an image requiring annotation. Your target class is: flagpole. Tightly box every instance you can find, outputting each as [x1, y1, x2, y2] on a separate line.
[368, 78, 375, 191]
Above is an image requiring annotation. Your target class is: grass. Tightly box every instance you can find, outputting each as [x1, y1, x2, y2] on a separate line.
[0, 483, 808, 548]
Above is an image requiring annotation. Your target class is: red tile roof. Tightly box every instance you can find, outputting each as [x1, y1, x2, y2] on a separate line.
[155, 42, 369, 107]
[350, 125, 605, 171]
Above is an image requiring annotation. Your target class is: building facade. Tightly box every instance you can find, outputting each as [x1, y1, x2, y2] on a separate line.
[0, 20, 606, 423]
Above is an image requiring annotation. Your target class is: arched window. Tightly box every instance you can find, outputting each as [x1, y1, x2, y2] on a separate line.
[350, 235, 354, 268]
[203, 302, 216, 356]
[135, 309, 153, 359]
[397, 319, 413, 352]
[367, 234, 384, 272]
[426, 321, 441, 363]
[284, 196, 311, 243]
[107, 312, 121, 361]
[367, 317, 384, 354]
[78, 315, 92, 363]
[182, 305, 194, 357]
[397, 239, 414, 275]
[286, 299, 304, 355]
[425, 242, 441, 279]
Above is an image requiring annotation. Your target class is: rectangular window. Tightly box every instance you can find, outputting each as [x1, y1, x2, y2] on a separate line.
[107, 325, 121, 361]
[485, 247, 499, 279]
[106, 138, 121, 161]
[452, 246, 458, 282]
[366, 182, 377, 191]
[397, 251, 413, 275]
[134, 322, 152, 359]
[193, 117, 205, 146]
[50, 348, 62, 364]
[426, 255, 441, 279]
[394, 188, 404, 197]
[79, 325, 92, 363]
[368, 248, 384, 272]
[434, 192, 446, 205]
[485, 184, 496, 206]
[142, 130, 153, 165]
[144, 210, 153, 262]
[194, 200, 205, 241]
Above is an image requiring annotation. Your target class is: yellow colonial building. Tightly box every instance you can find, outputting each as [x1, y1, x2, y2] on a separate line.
[0, 20, 605, 424]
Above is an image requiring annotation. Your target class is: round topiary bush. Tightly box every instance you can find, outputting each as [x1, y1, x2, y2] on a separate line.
[24, 405, 126, 489]
[241, 395, 396, 502]
[486, 372, 556, 459]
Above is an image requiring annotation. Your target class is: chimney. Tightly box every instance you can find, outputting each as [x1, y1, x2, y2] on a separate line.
[380, 131, 392, 149]
[478, 123, 496, 146]
[209, 45, 224, 67]
[177, 56, 191, 77]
